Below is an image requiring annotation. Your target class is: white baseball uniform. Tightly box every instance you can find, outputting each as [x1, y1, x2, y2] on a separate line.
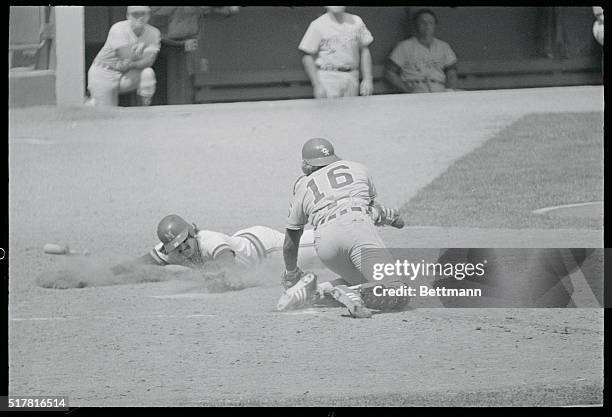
[149, 226, 318, 270]
[388, 37, 457, 93]
[87, 20, 161, 106]
[299, 12, 373, 98]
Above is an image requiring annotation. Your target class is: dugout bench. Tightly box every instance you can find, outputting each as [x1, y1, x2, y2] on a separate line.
[456, 56, 602, 91]
[191, 57, 602, 104]
[192, 66, 390, 103]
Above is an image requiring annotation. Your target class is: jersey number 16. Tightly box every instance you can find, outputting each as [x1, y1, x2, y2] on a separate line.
[306, 165, 354, 204]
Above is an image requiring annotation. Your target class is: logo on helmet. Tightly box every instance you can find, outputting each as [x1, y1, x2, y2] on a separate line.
[164, 231, 176, 241]
[317, 145, 330, 156]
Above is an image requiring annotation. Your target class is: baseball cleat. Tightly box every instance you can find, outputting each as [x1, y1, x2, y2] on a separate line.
[276, 272, 318, 311]
[330, 285, 372, 318]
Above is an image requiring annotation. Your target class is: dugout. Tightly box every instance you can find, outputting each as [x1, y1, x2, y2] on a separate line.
[10, 6, 604, 107]
[85, 6, 602, 105]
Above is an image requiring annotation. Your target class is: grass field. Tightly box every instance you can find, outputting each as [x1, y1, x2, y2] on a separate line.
[8, 86, 604, 406]
[402, 112, 604, 229]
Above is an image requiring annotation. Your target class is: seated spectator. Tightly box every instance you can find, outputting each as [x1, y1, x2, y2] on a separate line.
[86, 6, 161, 106]
[385, 9, 458, 94]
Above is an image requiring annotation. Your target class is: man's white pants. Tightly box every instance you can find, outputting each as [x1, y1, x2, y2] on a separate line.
[87, 65, 156, 106]
[317, 70, 360, 98]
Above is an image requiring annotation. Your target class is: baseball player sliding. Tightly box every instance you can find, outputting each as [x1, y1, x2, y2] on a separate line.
[87, 6, 160, 106]
[279, 138, 409, 318]
[110, 215, 321, 285]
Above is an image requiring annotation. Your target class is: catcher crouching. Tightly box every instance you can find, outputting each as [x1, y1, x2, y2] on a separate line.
[278, 138, 409, 318]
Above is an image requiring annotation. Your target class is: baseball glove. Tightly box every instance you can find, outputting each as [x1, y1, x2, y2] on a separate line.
[371, 202, 405, 228]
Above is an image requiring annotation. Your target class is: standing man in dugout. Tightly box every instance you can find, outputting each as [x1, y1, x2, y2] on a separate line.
[385, 9, 458, 93]
[299, 6, 374, 99]
[86, 6, 160, 106]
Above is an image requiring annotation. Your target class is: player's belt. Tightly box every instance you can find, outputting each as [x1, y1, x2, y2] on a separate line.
[316, 206, 367, 228]
[317, 65, 356, 72]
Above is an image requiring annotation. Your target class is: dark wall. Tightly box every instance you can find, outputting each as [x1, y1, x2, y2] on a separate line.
[429, 6, 599, 60]
[198, 7, 409, 72]
[84, 6, 601, 104]
[432, 7, 541, 60]
[85, 6, 600, 72]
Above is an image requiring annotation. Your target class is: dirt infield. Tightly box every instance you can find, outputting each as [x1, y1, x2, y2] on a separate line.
[8, 86, 603, 406]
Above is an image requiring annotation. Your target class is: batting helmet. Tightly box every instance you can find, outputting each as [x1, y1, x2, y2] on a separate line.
[157, 214, 195, 253]
[301, 138, 340, 167]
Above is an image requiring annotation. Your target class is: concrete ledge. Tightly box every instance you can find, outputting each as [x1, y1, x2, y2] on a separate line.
[9, 69, 56, 107]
